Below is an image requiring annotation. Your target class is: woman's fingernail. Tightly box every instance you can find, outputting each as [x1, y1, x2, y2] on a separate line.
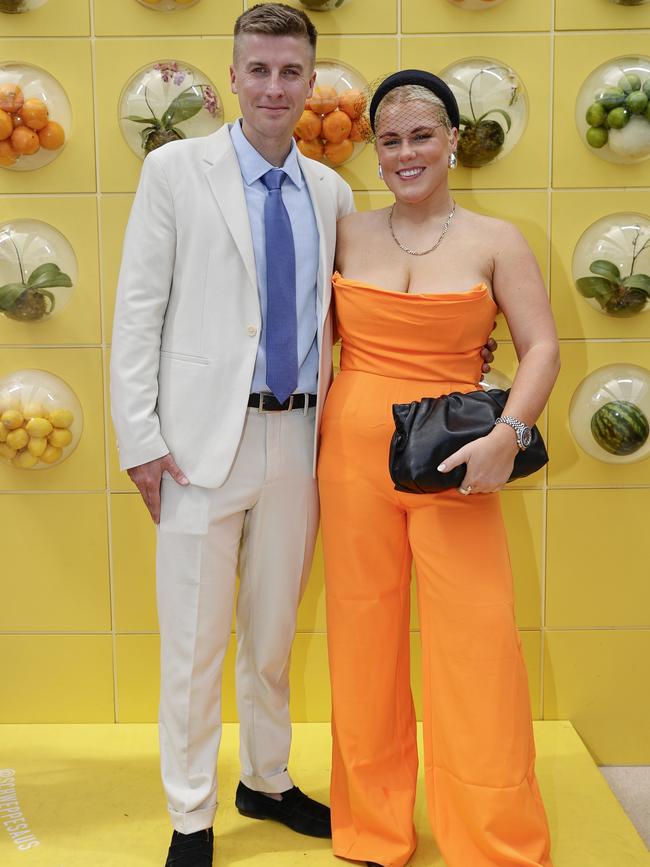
[437, 463, 446, 471]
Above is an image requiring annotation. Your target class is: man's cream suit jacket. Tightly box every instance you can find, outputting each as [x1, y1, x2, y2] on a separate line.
[111, 125, 355, 489]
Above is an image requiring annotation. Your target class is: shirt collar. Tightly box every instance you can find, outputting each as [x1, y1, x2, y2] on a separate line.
[230, 119, 303, 190]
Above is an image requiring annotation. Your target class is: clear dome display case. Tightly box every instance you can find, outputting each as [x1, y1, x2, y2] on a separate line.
[0, 220, 76, 322]
[569, 363, 650, 463]
[0, 0, 48, 13]
[447, 0, 507, 9]
[572, 213, 650, 317]
[0, 62, 70, 171]
[440, 58, 528, 167]
[135, 0, 200, 10]
[119, 60, 224, 159]
[298, 0, 349, 8]
[294, 59, 368, 168]
[0, 369, 82, 469]
[577, 55, 650, 164]
[479, 367, 512, 391]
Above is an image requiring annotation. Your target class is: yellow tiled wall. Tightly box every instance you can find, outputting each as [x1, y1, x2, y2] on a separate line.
[1, 0, 649, 765]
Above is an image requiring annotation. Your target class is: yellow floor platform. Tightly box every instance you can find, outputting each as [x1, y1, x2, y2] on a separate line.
[0, 721, 648, 866]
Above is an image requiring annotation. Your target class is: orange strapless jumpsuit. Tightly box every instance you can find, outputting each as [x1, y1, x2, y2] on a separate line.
[318, 274, 553, 867]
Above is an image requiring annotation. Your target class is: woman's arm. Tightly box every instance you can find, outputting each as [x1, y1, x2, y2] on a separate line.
[439, 222, 560, 493]
[491, 222, 560, 427]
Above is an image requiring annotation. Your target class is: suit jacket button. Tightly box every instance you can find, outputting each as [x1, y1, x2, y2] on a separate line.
[247, 326, 257, 337]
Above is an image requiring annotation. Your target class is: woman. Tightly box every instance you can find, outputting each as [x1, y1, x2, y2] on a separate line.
[318, 70, 559, 867]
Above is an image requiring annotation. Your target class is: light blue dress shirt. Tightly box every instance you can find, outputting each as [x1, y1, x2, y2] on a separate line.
[229, 120, 320, 396]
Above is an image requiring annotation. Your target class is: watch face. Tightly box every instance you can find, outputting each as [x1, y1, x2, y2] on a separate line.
[521, 427, 533, 449]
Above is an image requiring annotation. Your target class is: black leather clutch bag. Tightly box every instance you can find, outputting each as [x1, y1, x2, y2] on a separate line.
[389, 387, 548, 494]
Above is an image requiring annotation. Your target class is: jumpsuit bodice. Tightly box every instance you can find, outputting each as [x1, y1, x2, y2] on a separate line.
[332, 272, 498, 388]
[320, 272, 500, 486]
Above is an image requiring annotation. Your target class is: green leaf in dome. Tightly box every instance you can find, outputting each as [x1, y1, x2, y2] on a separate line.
[589, 259, 621, 282]
[622, 273, 650, 294]
[161, 87, 204, 129]
[477, 109, 512, 132]
[0, 283, 27, 310]
[576, 276, 616, 305]
[27, 262, 73, 290]
[125, 115, 159, 125]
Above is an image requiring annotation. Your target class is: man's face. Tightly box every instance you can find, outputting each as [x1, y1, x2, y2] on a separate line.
[230, 33, 316, 146]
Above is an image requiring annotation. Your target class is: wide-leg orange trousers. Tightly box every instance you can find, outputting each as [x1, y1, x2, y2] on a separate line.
[318, 277, 553, 867]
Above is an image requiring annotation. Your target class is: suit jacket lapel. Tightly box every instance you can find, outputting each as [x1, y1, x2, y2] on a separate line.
[298, 154, 334, 315]
[203, 127, 258, 290]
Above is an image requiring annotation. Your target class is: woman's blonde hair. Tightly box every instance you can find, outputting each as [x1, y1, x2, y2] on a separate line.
[374, 84, 453, 135]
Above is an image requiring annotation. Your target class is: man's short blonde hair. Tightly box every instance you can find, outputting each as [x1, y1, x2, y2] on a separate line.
[233, 3, 318, 63]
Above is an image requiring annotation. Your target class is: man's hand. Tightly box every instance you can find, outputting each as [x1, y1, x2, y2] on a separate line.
[127, 454, 189, 524]
[481, 332, 498, 374]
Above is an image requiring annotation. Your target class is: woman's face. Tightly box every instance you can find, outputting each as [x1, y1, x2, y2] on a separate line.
[375, 99, 457, 204]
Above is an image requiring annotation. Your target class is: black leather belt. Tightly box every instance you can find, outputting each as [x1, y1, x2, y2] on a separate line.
[248, 393, 317, 412]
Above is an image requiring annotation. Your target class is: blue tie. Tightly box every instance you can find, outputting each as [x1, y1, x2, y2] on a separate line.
[261, 168, 298, 404]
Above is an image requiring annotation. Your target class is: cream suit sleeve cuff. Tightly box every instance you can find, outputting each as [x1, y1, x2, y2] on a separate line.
[110, 150, 175, 471]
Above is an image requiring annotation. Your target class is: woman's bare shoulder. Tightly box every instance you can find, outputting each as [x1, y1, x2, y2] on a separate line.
[460, 208, 524, 245]
[338, 208, 388, 237]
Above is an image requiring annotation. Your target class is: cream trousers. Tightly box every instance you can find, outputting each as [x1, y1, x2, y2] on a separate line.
[156, 406, 319, 833]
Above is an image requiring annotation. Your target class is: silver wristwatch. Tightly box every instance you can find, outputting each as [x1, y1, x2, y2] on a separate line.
[494, 415, 532, 451]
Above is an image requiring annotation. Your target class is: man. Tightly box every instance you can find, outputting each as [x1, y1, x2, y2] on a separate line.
[111, 5, 496, 866]
[111, 6, 352, 865]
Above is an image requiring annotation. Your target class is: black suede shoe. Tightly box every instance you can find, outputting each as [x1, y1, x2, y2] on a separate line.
[164, 828, 213, 866]
[235, 781, 331, 838]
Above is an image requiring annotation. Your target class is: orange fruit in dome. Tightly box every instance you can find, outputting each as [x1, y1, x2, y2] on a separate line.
[338, 89, 366, 120]
[324, 138, 354, 166]
[322, 110, 352, 144]
[308, 85, 339, 115]
[21, 98, 49, 131]
[349, 116, 371, 143]
[297, 138, 324, 161]
[0, 140, 17, 166]
[38, 121, 65, 151]
[11, 125, 40, 155]
[0, 109, 12, 141]
[295, 109, 322, 142]
[0, 83, 24, 114]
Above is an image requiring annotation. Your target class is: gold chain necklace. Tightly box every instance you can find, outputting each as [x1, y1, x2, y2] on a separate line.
[388, 201, 456, 257]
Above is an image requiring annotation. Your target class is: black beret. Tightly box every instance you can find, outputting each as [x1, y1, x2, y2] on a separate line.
[369, 69, 460, 132]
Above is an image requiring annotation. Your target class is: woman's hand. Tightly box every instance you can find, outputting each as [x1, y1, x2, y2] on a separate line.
[437, 424, 520, 495]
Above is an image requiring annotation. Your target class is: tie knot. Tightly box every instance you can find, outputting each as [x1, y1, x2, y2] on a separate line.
[261, 168, 286, 192]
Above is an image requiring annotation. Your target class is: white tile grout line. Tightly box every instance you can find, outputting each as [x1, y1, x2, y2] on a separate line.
[1, 625, 650, 636]
[397, 0, 402, 71]
[88, 0, 120, 725]
[539, 0, 557, 728]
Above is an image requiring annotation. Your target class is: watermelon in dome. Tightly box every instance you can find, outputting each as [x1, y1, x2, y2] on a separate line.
[590, 400, 650, 455]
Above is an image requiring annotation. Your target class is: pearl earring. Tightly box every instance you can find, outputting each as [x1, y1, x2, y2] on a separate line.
[378, 163, 384, 180]
[448, 152, 457, 170]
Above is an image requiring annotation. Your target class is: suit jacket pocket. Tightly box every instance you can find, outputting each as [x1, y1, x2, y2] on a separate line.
[160, 350, 209, 365]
